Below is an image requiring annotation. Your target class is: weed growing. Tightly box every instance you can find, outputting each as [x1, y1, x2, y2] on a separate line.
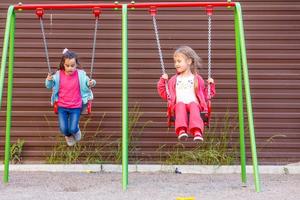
[10, 139, 25, 164]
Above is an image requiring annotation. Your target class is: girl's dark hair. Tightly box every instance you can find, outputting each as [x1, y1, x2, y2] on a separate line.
[58, 49, 81, 70]
[174, 46, 203, 74]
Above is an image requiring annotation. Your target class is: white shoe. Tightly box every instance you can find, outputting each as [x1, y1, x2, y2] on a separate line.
[178, 132, 188, 140]
[193, 133, 203, 141]
[73, 130, 82, 142]
[65, 135, 76, 146]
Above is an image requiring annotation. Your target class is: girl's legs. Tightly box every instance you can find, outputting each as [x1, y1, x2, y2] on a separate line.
[187, 102, 204, 140]
[68, 108, 81, 134]
[58, 107, 71, 136]
[175, 102, 188, 138]
[69, 108, 81, 141]
[58, 107, 81, 146]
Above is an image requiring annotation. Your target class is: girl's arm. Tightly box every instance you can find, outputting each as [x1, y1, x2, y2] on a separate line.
[45, 73, 54, 89]
[82, 70, 96, 88]
[157, 74, 168, 101]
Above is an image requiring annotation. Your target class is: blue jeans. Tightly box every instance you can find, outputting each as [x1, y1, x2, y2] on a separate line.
[58, 107, 81, 136]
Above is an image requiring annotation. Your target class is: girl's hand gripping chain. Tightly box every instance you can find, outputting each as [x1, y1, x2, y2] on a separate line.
[88, 79, 96, 88]
[161, 73, 168, 80]
[207, 78, 214, 84]
[46, 73, 53, 81]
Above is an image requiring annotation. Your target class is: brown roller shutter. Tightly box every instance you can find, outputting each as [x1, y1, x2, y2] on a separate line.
[0, 0, 299, 165]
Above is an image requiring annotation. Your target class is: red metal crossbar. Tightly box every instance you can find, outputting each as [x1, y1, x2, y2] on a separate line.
[14, 3, 122, 10]
[14, 2, 235, 10]
[127, 2, 235, 8]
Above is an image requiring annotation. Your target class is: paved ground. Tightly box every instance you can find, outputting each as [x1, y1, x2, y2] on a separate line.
[0, 172, 299, 200]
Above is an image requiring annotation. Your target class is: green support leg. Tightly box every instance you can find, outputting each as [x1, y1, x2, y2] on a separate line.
[4, 9, 16, 183]
[234, 6, 247, 185]
[235, 3, 261, 192]
[122, 4, 128, 191]
[0, 6, 14, 109]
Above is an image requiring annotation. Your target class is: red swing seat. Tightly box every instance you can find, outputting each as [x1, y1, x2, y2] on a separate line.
[167, 99, 212, 128]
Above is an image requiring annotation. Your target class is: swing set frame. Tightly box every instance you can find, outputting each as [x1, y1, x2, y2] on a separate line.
[0, 1, 261, 192]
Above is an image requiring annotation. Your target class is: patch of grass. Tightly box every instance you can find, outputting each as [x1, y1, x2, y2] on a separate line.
[164, 110, 238, 165]
[81, 115, 113, 164]
[46, 113, 110, 164]
[10, 139, 25, 164]
[45, 103, 152, 164]
[46, 138, 82, 164]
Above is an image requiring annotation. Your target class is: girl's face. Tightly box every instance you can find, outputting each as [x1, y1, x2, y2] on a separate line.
[173, 53, 192, 75]
[64, 58, 77, 75]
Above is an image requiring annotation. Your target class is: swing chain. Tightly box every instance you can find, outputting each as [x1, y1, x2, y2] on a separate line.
[90, 14, 99, 79]
[90, 8, 101, 79]
[152, 15, 166, 75]
[207, 14, 212, 99]
[37, 9, 52, 74]
[152, 15, 171, 100]
[37, 8, 99, 79]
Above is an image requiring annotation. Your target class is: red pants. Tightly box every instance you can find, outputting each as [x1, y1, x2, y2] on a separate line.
[175, 102, 203, 136]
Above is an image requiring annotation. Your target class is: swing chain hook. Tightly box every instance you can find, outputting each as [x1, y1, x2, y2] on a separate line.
[149, 6, 157, 16]
[93, 7, 101, 18]
[206, 5, 213, 16]
[35, 8, 44, 19]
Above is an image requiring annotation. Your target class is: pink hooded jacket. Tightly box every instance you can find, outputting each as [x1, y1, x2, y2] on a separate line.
[157, 74, 216, 126]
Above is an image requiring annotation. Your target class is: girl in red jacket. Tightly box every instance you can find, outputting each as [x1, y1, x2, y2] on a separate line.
[157, 46, 215, 141]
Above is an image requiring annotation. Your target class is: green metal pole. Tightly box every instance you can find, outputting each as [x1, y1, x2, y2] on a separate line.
[235, 3, 261, 192]
[122, 4, 128, 191]
[0, 6, 14, 109]
[234, 6, 247, 185]
[4, 10, 16, 183]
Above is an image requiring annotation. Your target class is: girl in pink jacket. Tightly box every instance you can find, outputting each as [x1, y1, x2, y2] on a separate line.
[157, 46, 215, 141]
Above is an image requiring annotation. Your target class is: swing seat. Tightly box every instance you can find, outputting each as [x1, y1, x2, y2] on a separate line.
[54, 101, 58, 114]
[81, 101, 92, 115]
[167, 100, 211, 128]
[53, 101, 92, 115]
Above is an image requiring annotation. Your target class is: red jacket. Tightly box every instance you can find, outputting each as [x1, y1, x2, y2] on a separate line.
[157, 74, 216, 126]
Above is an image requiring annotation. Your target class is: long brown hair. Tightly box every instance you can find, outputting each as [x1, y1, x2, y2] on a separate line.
[174, 46, 203, 89]
[58, 49, 81, 71]
[174, 45, 203, 75]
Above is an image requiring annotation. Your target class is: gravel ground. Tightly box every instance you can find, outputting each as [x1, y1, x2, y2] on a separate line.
[0, 172, 299, 200]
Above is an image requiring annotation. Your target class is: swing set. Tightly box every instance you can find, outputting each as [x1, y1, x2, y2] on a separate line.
[0, 1, 261, 192]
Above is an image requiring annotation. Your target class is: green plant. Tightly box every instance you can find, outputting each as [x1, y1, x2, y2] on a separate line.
[10, 139, 25, 164]
[164, 110, 238, 165]
[81, 114, 110, 164]
[114, 103, 152, 164]
[46, 136, 82, 164]
[256, 134, 287, 164]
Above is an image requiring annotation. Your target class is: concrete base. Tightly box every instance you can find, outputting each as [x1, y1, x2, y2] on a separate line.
[1, 164, 300, 174]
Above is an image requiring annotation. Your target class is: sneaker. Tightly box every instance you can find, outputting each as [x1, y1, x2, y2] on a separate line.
[65, 135, 76, 146]
[178, 132, 188, 141]
[193, 132, 203, 141]
[73, 130, 82, 142]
